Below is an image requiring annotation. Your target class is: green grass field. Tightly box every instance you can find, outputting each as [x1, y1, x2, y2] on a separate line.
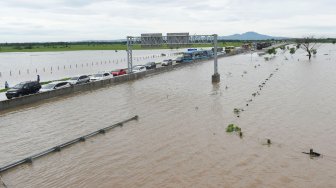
[0, 42, 243, 53]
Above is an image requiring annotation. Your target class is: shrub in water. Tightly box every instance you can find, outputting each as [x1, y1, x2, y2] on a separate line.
[226, 124, 241, 133]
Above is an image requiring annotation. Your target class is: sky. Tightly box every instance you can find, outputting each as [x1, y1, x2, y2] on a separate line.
[0, 0, 335, 42]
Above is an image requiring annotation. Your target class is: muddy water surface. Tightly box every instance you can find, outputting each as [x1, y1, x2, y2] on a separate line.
[0, 44, 336, 187]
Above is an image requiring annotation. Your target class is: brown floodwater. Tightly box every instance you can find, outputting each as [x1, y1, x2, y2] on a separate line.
[1, 44, 336, 188]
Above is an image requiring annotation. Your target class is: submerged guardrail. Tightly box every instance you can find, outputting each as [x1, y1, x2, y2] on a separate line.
[0, 115, 138, 173]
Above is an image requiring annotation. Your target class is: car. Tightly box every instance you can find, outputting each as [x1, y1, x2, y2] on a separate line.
[67, 75, 90, 85]
[174, 57, 183, 63]
[111, 69, 127, 77]
[144, 62, 156, 69]
[6, 81, 41, 99]
[90, 72, 112, 81]
[132, 65, 147, 73]
[39, 81, 71, 92]
[162, 59, 173, 66]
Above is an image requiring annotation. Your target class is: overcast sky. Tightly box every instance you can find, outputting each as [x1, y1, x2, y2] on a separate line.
[0, 0, 335, 42]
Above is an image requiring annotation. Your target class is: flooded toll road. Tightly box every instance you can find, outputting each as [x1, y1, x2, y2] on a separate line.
[1, 44, 336, 187]
[0, 49, 183, 89]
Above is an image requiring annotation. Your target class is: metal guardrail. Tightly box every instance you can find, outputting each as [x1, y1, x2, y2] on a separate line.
[0, 115, 138, 173]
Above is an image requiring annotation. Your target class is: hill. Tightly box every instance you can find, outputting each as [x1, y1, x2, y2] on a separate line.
[219, 31, 287, 40]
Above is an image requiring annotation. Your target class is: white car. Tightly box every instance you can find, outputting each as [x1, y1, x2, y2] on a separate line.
[90, 72, 112, 81]
[132, 65, 147, 73]
[68, 75, 90, 85]
[162, 59, 173, 66]
[39, 81, 71, 92]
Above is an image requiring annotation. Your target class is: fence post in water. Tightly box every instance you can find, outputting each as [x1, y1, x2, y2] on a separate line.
[10, 71, 11, 76]
[43, 67, 45, 72]
[36, 68, 38, 73]
[19, 70, 21, 75]
[58, 66, 59, 70]
[0, 72, 1, 77]
[27, 69, 29, 74]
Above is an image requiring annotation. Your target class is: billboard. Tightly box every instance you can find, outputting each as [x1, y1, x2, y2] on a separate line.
[167, 33, 189, 47]
[141, 33, 163, 47]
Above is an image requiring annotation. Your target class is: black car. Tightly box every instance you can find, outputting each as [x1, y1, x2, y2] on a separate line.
[144, 62, 156, 69]
[6, 81, 41, 99]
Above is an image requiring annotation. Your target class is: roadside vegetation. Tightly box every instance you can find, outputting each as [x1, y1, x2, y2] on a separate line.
[0, 38, 335, 53]
[0, 88, 8, 93]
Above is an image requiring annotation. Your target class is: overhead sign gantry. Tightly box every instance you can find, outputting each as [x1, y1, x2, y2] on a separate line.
[126, 33, 220, 82]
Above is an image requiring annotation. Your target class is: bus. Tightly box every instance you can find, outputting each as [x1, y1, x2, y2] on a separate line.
[182, 50, 214, 63]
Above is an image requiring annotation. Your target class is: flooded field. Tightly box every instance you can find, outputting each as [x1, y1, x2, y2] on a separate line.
[1, 44, 336, 187]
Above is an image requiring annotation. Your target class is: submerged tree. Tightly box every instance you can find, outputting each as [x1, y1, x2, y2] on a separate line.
[289, 47, 296, 55]
[296, 37, 319, 60]
[267, 48, 276, 55]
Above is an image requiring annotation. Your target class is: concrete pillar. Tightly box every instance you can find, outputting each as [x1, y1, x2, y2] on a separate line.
[212, 34, 220, 83]
[212, 73, 220, 83]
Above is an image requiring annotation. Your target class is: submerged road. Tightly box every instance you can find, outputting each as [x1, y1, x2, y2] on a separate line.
[1, 44, 336, 187]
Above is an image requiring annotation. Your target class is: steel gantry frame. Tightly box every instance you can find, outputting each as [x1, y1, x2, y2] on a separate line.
[126, 34, 220, 82]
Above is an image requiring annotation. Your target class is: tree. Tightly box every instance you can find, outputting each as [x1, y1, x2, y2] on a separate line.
[289, 47, 296, 55]
[332, 40, 336, 45]
[267, 48, 276, 55]
[296, 37, 319, 60]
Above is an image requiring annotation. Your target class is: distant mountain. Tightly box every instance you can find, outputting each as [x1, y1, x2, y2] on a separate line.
[219, 31, 288, 40]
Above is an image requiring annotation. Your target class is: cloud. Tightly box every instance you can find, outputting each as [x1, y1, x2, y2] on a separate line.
[0, 0, 335, 42]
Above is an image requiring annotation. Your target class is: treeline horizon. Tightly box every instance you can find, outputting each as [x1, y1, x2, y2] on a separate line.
[1, 38, 335, 46]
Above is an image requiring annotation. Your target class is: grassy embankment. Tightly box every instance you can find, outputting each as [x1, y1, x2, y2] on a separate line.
[0, 88, 8, 92]
[0, 42, 243, 53]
